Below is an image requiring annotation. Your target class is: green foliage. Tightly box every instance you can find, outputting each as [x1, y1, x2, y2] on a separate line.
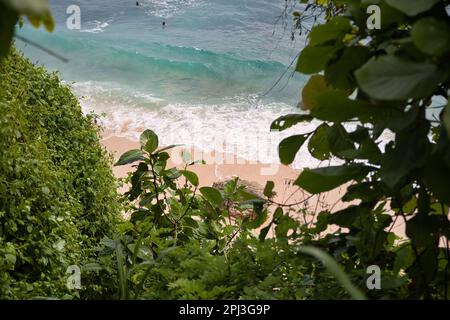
[0, 48, 121, 299]
[281, 0, 450, 299]
[294, 165, 374, 194]
[355, 55, 441, 100]
[99, 130, 374, 300]
[299, 246, 366, 300]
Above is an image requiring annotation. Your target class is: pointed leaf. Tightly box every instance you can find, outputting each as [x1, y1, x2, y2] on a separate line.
[279, 134, 308, 165]
[308, 123, 331, 161]
[180, 170, 199, 187]
[295, 165, 373, 194]
[308, 17, 352, 46]
[296, 45, 340, 74]
[263, 181, 275, 198]
[199, 187, 223, 206]
[271, 114, 313, 131]
[115, 149, 145, 166]
[140, 129, 159, 154]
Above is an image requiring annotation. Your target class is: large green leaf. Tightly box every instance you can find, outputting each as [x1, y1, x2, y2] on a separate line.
[259, 220, 274, 242]
[294, 165, 373, 194]
[308, 123, 331, 161]
[296, 45, 340, 74]
[278, 134, 308, 165]
[270, 114, 312, 131]
[199, 187, 223, 206]
[326, 123, 357, 160]
[406, 213, 441, 249]
[115, 149, 145, 166]
[302, 75, 330, 110]
[310, 89, 374, 122]
[412, 17, 450, 57]
[328, 205, 369, 228]
[180, 170, 199, 187]
[381, 106, 419, 133]
[140, 129, 159, 154]
[379, 1, 406, 28]
[325, 46, 370, 91]
[355, 55, 440, 100]
[393, 245, 414, 275]
[380, 127, 431, 189]
[342, 182, 385, 202]
[385, 0, 440, 16]
[348, 126, 382, 163]
[308, 17, 352, 46]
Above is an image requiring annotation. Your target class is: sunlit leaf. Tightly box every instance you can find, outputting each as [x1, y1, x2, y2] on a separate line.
[180, 170, 199, 187]
[115, 149, 145, 166]
[140, 129, 159, 154]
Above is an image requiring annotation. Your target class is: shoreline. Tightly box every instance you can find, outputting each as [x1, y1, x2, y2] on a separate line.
[100, 130, 408, 237]
[100, 130, 349, 216]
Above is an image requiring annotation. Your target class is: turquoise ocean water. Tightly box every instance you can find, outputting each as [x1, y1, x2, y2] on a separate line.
[17, 0, 320, 166]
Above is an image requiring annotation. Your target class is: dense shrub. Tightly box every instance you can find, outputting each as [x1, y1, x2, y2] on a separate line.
[98, 129, 380, 300]
[0, 48, 121, 299]
[275, 0, 450, 299]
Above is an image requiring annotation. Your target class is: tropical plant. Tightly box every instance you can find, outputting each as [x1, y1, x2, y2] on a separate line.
[275, 0, 450, 299]
[98, 129, 412, 300]
[0, 48, 121, 299]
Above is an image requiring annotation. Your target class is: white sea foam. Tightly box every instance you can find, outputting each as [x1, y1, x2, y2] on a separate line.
[80, 18, 113, 33]
[73, 81, 325, 169]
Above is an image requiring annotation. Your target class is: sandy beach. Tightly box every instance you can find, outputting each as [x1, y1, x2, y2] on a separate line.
[100, 130, 408, 238]
[100, 130, 354, 233]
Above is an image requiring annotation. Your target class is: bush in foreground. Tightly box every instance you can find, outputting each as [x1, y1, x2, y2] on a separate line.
[0, 48, 121, 299]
